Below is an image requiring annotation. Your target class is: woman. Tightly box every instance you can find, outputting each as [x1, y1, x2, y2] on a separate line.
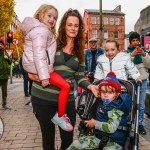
[30, 8, 99, 150]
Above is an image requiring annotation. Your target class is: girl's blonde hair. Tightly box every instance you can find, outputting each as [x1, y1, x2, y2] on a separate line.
[33, 4, 58, 36]
[103, 39, 120, 50]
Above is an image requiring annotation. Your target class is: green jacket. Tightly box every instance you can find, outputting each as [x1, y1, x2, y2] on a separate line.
[0, 55, 11, 79]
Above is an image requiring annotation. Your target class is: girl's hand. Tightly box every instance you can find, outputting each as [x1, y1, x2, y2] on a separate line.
[87, 85, 99, 97]
[42, 79, 49, 87]
[84, 118, 96, 128]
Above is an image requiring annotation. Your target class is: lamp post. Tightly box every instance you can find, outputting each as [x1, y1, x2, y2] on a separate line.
[99, 0, 103, 47]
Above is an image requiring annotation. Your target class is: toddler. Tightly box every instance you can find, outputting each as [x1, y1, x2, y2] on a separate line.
[67, 72, 132, 150]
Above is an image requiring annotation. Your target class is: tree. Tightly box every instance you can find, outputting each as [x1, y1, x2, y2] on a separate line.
[0, 0, 15, 37]
[12, 29, 25, 58]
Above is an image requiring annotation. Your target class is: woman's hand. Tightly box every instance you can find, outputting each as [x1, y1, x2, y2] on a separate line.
[42, 79, 50, 87]
[87, 84, 99, 97]
[28, 73, 41, 82]
[84, 118, 96, 128]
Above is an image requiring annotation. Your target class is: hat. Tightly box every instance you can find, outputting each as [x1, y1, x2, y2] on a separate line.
[89, 37, 97, 42]
[0, 39, 4, 46]
[99, 72, 121, 93]
[129, 32, 140, 43]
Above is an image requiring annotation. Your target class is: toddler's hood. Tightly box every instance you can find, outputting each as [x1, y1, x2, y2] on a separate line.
[20, 17, 48, 35]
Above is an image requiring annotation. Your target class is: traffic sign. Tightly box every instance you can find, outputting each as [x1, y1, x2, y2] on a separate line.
[5, 48, 14, 56]
[13, 38, 19, 46]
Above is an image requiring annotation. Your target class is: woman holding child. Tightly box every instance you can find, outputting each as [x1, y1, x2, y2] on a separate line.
[27, 7, 98, 150]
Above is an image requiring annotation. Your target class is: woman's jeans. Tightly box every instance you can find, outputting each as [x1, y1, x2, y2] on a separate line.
[133, 79, 147, 125]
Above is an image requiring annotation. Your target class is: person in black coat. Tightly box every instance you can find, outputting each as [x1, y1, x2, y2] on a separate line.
[19, 57, 33, 97]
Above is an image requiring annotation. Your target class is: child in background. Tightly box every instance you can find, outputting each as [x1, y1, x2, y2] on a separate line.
[20, 4, 73, 132]
[67, 72, 132, 150]
[94, 39, 141, 82]
[126, 32, 150, 135]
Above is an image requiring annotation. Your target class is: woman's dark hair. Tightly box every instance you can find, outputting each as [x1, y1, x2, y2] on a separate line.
[56, 8, 85, 63]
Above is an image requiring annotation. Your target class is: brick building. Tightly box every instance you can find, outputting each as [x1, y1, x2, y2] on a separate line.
[83, 5, 125, 50]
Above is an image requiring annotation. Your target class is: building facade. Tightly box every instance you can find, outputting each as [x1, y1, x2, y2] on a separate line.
[134, 5, 150, 35]
[83, 5, 125, 50]
[134, 5, 150, 49]
[10, 12, 21, 33]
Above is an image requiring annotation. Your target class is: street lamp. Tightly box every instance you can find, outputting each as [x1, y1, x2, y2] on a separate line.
[99, 0, 103, 46]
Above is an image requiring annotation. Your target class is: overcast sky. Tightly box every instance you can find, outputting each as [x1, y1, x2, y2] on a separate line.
[14, 0, 150, 34]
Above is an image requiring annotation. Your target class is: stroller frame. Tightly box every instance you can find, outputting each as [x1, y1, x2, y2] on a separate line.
[76, 79, 140, 150]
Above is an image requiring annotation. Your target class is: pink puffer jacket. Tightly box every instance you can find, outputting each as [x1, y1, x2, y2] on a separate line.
[20, 17, 56, 80]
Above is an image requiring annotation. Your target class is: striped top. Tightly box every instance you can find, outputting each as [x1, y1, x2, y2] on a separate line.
[31, 50, 90, 103]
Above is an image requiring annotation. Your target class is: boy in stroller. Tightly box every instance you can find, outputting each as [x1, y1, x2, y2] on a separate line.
[67, 72, 132, 150]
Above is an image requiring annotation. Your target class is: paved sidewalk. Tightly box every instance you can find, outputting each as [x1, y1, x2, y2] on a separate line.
[0, 78, 150, 150]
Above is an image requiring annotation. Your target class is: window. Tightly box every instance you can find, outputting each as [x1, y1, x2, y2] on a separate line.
[104, 17, 108, 25]
[92, 30, 97, 38]
[110, 18, 114, 25]
[98, 17, 100, 24]
[115, 18, 120, 25]
[92, 17, 96, 24]
[114, 30, 119, 39]
[104, 30, 108, 39]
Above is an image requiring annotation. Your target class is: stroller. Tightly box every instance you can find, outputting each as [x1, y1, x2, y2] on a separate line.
[75, 79, 140, 150]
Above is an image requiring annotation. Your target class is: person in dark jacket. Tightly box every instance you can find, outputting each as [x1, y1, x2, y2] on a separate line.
[0, 40, 11, 109]
[126, 31, 150, 135]
[67, 72, 132, 150]
[19, 57, 33, 97]
[85, 37, 103, 83]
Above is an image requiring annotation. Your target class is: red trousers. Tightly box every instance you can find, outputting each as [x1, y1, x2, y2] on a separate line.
[50, 72, 70, 117]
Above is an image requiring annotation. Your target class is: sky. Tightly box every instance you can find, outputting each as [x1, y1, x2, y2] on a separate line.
[14, 0, 150, 34]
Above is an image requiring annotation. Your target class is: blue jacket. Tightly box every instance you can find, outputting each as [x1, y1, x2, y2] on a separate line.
[85, 47, 103, 72]
[95, 93, 132, 146]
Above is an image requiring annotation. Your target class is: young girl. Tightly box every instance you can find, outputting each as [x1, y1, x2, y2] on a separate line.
[67, 72, 132, 150]
[94, 39, 141, 82]
[20, 4, 73, 132]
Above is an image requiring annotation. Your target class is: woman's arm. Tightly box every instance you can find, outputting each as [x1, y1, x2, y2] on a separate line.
[28, 73, 41, 82]
[74, 63, 99, 97]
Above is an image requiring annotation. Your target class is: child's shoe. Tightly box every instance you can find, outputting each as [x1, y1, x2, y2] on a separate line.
[51, 113, 73, 132]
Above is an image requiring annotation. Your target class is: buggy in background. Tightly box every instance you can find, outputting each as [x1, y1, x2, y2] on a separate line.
[67, 72, 141, 150]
